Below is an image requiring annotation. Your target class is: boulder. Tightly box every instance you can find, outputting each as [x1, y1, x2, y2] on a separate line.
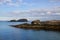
[31, 20, 41, 25]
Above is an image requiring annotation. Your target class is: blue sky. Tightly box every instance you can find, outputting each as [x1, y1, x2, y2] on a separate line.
[0, 0, 60, 21]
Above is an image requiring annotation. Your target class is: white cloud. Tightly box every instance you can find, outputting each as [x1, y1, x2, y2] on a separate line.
[55, 13, 60, 15]
[10, 6, 60, 16]
[0, 6, 60, 21]
[0, 0, 23, 6]
[11, 10, 21, 14]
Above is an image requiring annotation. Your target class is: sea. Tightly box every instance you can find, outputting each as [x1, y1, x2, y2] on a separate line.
[0, 21, 60, 40]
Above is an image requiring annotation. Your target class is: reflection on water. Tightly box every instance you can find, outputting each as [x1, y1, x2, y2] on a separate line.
[0, 21, 60, 40]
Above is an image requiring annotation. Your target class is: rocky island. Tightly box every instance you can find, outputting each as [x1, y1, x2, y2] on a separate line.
[10, 20, 16, 22]
[11, 20, 60, 31]
[10, 19, 28, 22]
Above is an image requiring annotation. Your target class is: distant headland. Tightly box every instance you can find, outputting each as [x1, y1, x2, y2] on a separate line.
[10, 20, 60, 31]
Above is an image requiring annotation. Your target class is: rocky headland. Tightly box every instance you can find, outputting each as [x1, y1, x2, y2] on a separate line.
[11, 20, 60, 31]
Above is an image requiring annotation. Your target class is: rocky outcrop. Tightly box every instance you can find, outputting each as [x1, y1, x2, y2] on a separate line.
[31, 20, 40, 25]
[45, 20, 60, 26]
[10, 20, 60, 31]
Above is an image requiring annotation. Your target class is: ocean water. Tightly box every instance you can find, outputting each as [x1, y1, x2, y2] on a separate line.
[0, 21, 60, 40]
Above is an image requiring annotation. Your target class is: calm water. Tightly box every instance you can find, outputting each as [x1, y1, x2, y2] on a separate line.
[0, 21, 60, 40]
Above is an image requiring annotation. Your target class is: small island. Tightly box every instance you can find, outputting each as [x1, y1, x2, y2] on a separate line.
[17, 19, 28, 22]
[10, 20, 16, 22]
[10, 19, 28, 22]
[11, 20, 60, 31]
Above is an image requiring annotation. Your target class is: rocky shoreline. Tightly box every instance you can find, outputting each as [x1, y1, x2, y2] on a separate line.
[11, 20, 60, 31]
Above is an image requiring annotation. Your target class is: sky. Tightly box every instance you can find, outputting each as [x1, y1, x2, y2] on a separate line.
[0, 0, 60, 21]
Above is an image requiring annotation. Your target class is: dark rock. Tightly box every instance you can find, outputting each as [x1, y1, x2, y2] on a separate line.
[31, 20, 40, 25]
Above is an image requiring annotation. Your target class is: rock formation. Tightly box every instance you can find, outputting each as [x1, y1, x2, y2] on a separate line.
[10, 20, 60, 31]
[31, 20, 40, 25]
